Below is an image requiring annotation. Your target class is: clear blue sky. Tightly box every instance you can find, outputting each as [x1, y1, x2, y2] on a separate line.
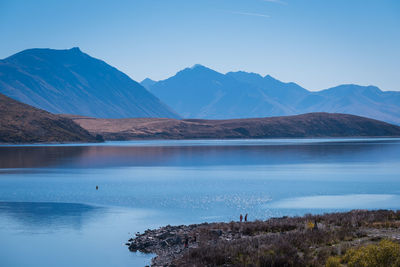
[1, 0, 399, 91]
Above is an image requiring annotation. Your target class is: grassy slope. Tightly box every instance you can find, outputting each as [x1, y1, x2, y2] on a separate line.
[67, 112, 400, 140]
[0, 93, 100, 143]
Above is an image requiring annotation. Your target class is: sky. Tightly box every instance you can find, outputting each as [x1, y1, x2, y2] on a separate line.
[0, 0, 399, 91]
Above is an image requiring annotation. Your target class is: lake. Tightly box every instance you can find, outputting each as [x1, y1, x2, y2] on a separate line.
[1, 138, 400, 266]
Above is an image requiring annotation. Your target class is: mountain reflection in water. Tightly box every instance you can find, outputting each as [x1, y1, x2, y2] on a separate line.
[0, 202, 103, 231]
[1, 139, 399, 169]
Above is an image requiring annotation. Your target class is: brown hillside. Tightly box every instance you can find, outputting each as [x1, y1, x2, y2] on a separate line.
[0, 93, 100, 143]
[66, 112, 400, 140]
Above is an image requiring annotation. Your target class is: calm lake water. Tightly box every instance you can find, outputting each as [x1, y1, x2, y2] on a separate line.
[1, 138, 400, 266]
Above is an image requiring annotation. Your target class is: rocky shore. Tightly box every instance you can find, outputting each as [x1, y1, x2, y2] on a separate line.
[126, 210, 400, 267]
[127, 222, 247, 266]
[127, 224, 198, 266]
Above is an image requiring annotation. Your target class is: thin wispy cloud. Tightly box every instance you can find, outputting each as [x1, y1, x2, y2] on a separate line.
[230, 11, 270, 18]
[263, 0, 288, 5]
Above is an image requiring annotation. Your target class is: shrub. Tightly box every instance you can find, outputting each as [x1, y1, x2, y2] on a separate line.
[165, 210, 400, 266]
[342, 239, 400, 267]
[326, 256, 342, 267]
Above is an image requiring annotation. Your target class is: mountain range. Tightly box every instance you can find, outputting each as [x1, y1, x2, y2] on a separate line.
[0, 48, 399, 125]
[143, 65, 400, 125]
[0, 48, 179, 119]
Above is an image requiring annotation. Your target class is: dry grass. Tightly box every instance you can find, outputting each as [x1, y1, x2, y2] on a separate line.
[171, 210, 400, 267]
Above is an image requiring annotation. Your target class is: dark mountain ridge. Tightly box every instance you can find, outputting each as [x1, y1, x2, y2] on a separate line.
[0, 47, 179, 119]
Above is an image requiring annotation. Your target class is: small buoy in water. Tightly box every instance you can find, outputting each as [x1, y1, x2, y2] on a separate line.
[96, 185, 98, 190]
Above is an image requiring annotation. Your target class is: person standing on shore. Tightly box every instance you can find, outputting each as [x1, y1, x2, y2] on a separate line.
[184, 236, 189, 249]
[240, 214, 243, 222]
[245, 214, 248, 222]
[313, 220, 318, 231]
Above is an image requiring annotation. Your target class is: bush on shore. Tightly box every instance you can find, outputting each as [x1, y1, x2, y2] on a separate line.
[326, 239, 400, 267]
[171, 210, 400, 267]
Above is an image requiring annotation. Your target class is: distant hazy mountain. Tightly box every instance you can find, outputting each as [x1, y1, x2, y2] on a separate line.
[145, 65, 400, 124]
[299, 85, 400, 125]
[226, 71, 309, 107]
[140, 78, 157, 89]
[0, 93, 99, 143]
[0, 48, 179, 119]
[146, 65, 301, 118]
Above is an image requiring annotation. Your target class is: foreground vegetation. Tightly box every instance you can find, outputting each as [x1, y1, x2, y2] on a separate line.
[326, 239, 400, 267]
[128, 210, 400, 266]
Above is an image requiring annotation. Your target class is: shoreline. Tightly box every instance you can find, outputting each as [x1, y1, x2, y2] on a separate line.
[126, 210, 400, 266]
[1, 136, 400, 146]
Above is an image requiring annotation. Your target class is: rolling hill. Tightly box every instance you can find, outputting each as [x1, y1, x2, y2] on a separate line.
[66, 113, 400, 140]
[0, 93, 100, 143]
[0, 48, 179, 119]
